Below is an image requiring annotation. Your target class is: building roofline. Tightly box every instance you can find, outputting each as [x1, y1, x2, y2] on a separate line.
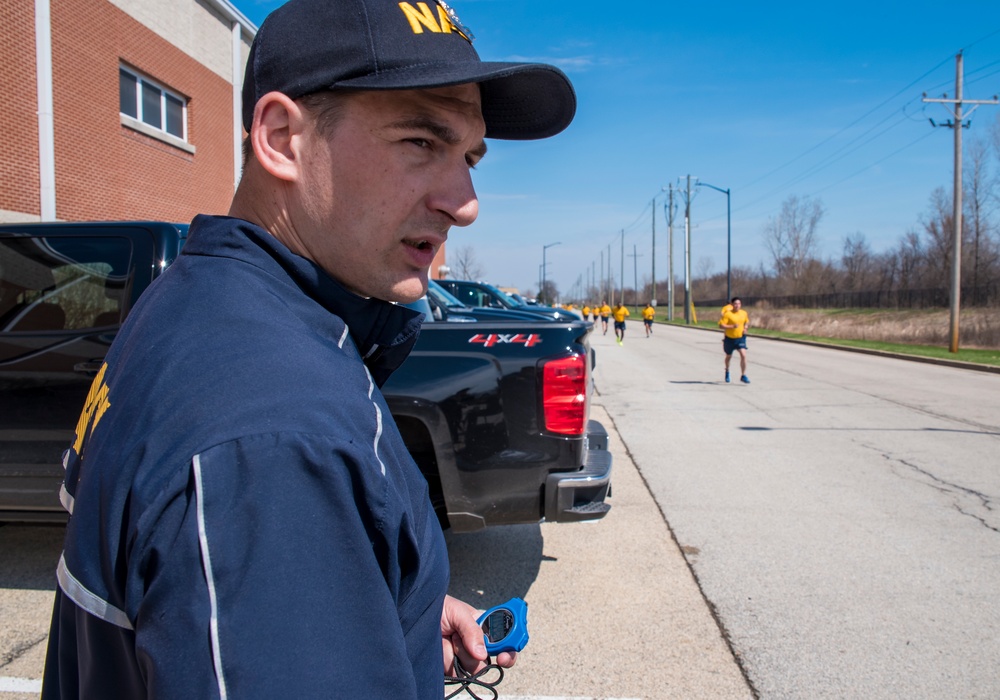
[205, 0, 258, 38]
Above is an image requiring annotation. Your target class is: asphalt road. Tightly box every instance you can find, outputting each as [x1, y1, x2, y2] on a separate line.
[592, 320, 1000, 698]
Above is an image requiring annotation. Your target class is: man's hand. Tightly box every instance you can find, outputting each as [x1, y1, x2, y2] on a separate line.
[441, 595, 518, 675]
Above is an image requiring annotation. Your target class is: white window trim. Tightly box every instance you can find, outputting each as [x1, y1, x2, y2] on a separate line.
[119, 65, 194, 153]
[120, 113, 196, 154]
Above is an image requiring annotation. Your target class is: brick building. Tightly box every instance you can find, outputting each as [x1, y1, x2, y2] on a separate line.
[1, 0, 448, 275]
[0, 0, 255, 224]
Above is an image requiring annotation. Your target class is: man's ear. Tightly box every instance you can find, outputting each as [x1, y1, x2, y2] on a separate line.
[249, 92, 307, 183]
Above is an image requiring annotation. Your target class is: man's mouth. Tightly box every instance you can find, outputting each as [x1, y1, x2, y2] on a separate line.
[406, 239, 435, 252]
[402, 237, 441, 267]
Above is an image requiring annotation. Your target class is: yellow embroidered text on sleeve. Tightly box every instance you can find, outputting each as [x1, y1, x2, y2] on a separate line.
[72, 362, 111, 456]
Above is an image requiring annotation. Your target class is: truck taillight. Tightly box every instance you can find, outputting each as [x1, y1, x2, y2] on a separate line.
[542, 354, 587, 435]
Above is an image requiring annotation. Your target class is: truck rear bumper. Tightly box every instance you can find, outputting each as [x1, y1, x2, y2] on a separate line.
[544, 419, 612, 523]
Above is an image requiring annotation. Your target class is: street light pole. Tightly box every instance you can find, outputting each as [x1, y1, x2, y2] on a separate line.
[683, 175, 692, 324]
[696, 181, 732, 300]
[650, 186, 667, 306]
[542, 241, 561, 305]
[619, 230, 624, 307]
[667, 185, 675, 321]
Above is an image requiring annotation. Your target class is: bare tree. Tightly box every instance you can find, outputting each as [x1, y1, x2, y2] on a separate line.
[538, 279, 558, 306]
[965, 135, 999, 303]
[450, 245, 484, 281]
[692, 257, 722, 300]
[872, 249, 899, 294]
[797, 258, 837, 295]
[841, 232, 874, 292]
[918, 187, 955, 289]
[729, 265, 761, 298]
[895, 230, 925, 291]
[761, 194, 824, 291]
[990, 111, 1000, 168]
[696, 256, 714, 281]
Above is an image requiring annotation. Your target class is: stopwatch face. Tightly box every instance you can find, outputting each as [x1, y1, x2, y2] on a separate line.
[481, 609, 514, 643]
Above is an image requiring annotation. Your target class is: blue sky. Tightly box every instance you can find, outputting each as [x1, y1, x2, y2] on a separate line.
[236, 0, 1000, 298]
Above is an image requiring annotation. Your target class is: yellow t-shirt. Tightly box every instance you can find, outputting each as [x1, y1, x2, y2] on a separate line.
[612, 306, 630, 323]
[582, 306, 591, 317]
[599, 304, 611, 318]
[720, 308, 749, 339]
[642, 306, 655, 321]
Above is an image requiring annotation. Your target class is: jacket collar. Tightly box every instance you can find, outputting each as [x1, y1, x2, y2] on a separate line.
[184, 215, 422, 386]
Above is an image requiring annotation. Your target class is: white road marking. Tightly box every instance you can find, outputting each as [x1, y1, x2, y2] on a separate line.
[0, 677, 42, 693]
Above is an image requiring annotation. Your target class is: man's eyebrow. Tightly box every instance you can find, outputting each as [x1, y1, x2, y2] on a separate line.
[389, 116, 487, 159]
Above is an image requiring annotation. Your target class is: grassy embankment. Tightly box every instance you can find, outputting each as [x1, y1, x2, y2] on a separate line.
[641, 306, 1000, 368]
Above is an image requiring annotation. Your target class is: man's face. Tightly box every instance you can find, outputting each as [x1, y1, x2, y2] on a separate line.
[293, 85, 486, 302]
[733, 299, 742, 311]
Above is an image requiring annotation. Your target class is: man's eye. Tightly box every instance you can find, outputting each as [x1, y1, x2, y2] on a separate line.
[407, 138, 431, 149]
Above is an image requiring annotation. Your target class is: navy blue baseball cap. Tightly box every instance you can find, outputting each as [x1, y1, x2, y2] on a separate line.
[242, 0, 576, 140]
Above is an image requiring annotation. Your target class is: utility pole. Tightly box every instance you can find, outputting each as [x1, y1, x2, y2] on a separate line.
[619, 230, 625, 307]
[541, 242, 561, 306]
[667, 184, 675, 321]
[682, 175, 693, 324]
[628, 244, 644, 309]
[651, 196, 656, 306]
[599, 250, 604, 303]
[607, 242, 612, 304]
[923, 51, 998, 353]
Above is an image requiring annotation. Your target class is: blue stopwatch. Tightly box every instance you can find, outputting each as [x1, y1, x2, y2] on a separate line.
[477, 597, 529, 654]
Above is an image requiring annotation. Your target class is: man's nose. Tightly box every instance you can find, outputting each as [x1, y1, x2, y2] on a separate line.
[431, 166, 479, 228]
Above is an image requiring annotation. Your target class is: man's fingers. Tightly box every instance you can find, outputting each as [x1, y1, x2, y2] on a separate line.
[495, 650, 518, 668]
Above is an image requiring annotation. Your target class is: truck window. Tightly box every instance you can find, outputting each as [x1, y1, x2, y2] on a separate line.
[0, 236, 133, 332]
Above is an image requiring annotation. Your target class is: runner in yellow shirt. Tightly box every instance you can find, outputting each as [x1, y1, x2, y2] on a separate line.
[598, 300, 612, 335]
[612, 303, 630, 345]
[582, 304, 591, 321]
[642, 302, 655, 337]
[718, 297, 750, 384]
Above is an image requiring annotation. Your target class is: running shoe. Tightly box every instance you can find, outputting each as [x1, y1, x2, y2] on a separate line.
[741, 375, 750, 384]
[725, 370, 730, 383]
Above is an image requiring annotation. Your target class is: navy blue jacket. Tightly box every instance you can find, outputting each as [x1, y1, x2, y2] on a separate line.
[42, 215, 448, 698]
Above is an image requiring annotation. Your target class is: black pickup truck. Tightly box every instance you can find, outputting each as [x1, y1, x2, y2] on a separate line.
[0, 221, 611, 531]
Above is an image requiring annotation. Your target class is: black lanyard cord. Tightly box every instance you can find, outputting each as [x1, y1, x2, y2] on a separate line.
[443, 656, 505, 700]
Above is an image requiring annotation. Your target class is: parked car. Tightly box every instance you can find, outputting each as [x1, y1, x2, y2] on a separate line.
[425, 280, 557, 323]
[437, 279, 582, 321]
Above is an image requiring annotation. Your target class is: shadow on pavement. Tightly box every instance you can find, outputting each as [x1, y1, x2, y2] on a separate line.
[0, 523, 63, 590]
[445, 523, 542, 607]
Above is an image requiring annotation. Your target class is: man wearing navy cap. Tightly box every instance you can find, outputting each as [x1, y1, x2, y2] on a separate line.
[41, 1, 575, 697]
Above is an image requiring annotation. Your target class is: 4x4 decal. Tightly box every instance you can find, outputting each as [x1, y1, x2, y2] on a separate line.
[469, 333, 543, 348]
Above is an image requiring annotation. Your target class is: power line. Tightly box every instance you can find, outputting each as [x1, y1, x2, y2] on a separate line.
[962, 27, 1000, 52]
[806, 129, 938, 198]
[736, 113, 912, 214]
[736, 55, 955, 193]
[730, 50, 997, 224]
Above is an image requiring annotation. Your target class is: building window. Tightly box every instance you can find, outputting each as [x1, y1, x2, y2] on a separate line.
[119, 66, 187, 141]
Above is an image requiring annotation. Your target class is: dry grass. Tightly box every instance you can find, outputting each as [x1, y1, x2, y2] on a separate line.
[750, 307, 1000, 349]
